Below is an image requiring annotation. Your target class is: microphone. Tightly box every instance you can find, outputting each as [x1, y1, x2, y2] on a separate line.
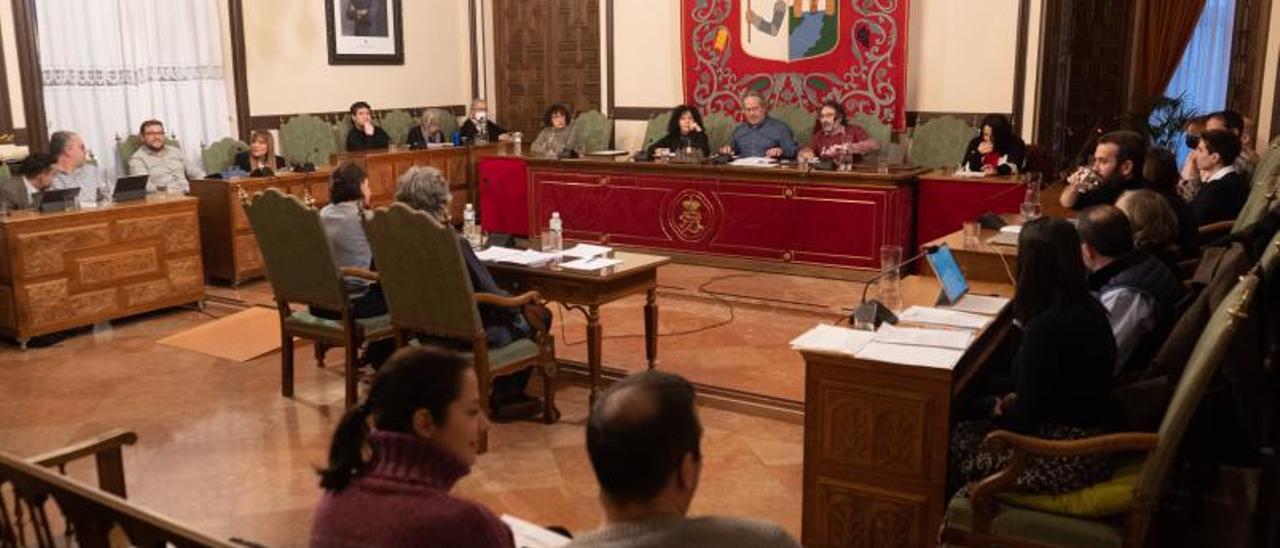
[852, 245, 939, 329]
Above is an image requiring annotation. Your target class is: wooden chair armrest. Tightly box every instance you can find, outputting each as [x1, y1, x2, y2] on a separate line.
[28, 429, 139, 468]
[966, 430, 1159, 534]
[339, 267, 379, 281]
[984, 430, 1159, 458]
[1197, 220, 1234, 237]
[474, 291, 541, 308]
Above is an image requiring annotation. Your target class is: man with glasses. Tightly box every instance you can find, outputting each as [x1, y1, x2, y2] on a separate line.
[719, 92, 797, 159]
[128, 119, 205, 193]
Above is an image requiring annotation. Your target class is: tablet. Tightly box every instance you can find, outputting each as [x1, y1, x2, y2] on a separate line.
[34, 187, 80, 213]
[113, 175, 149, 202]
[925, 244, 969, 305]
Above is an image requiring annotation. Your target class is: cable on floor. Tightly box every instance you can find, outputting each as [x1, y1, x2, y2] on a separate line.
[554, 272, 753, 346]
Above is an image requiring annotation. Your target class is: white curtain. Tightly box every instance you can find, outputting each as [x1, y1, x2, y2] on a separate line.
[1161, 0, 1236, 164]
[36, 0, 232, 177]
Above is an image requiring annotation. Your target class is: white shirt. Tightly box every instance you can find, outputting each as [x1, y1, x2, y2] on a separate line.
[1204, 164, 1237, 184]
[1098, 286, 1157, 374]
[22, 177, 39, 201]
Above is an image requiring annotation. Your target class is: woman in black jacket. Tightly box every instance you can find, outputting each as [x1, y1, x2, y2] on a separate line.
[950, 217, 1118, 495]
[233, 130, 286, 176]
[961, 113, 1027, 175]
[646, 104, 711, 158]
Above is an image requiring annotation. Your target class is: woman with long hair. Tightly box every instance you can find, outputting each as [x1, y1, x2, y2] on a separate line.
[646, 104, 711, 158]
[311, 346, 514, 547]
[961, 113, 1027, 175]
[234, 130, 286, 175]
[950, 217, 1117, 495]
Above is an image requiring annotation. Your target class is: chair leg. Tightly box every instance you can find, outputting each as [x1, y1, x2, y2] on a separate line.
[344, 339, 359, 409]
[281, 333, 294, 398]
[542, 340, 560, 424]
[314, 342, 328, 367]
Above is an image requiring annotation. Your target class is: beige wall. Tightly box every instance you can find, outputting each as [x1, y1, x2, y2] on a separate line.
[243, 0, 472, 117]
[1, 5, 24, 129]
[1256, 3, 1280, 145]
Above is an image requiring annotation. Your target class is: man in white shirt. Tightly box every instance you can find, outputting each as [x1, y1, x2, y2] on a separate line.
[127, 119, 205, 193]
[50, 130, 103, 206]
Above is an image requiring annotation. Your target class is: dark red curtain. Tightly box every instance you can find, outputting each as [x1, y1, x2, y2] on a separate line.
[1133, 0, 1207, 109]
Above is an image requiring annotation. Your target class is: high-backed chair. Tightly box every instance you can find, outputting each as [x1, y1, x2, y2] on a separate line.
[770, 104, 815, 147]
[909, 115, 974, 169]
[941, 271, 1260, 547]
[424, 107, 460, 139]
[0, 429, 235, 547]
[116, 134, 181, 175]
[242, 188, 394, 408]
[570, 110, 612, 153]
[642, 111, 674, 151]
[851, 112, 893, 152]
[279, 114, 337, 167]
[702, 112, 736, 152]
[363, 203, 559, 424]
[380, 109, 416, 146]
[1231, 148, 1280, 237]
[201, 137, 249, 174]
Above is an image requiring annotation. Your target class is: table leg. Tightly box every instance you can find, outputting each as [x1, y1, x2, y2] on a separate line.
[587, 305, 604, 404]
[644, 288, 658, 370]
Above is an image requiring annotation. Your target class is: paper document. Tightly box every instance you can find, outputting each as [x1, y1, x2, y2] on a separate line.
[855, 341, 964, 369]
[873, 324, 973, 350]
[999, 225, 1023, 235]
[730, 157, 778, 167]
[946, 294, 1010, 316]
[951, 169, 988, 178]
[501, 515, 571, 548]
[477, 247, 558, 266]
[789, 324, 875, 356]
[561, 243, 613, 259]
[560, 257, 623, 271]
[899, 306, 992, 330]
[475, 246, 523, 262]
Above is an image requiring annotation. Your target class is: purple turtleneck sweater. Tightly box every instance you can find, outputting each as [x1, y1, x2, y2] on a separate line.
[310, 431, 515, 548]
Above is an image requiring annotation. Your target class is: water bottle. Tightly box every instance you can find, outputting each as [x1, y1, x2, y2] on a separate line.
[463, 203, 481, 248]
[549, 211, 563, 252]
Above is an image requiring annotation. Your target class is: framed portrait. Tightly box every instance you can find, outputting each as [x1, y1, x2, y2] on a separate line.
[326, 0, 404, 65]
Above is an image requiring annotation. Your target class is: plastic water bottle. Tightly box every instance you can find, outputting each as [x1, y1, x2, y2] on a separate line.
[463, 203, 481, 248]
[549, 212, 563, 252]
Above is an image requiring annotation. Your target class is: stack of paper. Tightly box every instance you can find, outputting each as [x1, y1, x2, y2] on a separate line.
[854, 341, 964, 369]
[898, 306, 992, 330]
[501, 515, 571, 548]
[562, 243, 613, 259]
[946, 294, 1010, 316]
[872, 324, 973, 350]
[475, 246, 558, 266]
[729, 157, 778, 167]
[789, 324, 875, 357]
[560, 257, 623, 271]
[475, 246, 523, 262]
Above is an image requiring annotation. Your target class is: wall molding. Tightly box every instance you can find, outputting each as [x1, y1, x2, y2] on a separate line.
[1012, 0, 1031, 135]
[247, 105, 466, 132]
[612, 107, 669, 121]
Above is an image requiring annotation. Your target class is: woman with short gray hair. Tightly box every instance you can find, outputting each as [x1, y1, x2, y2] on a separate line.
[393, 166, 452, 223]
[392, 165, 548, 421]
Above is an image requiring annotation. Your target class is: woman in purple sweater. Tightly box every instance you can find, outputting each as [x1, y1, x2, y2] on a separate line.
[311, 347, 515, 548]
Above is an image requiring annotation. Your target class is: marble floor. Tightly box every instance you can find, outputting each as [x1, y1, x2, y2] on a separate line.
[0, 263, 861, 546]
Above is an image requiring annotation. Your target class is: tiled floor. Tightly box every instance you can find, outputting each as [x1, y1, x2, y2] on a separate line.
[0, 263, 860, 546]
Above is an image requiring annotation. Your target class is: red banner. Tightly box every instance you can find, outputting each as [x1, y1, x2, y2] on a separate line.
[682, 0, 909, 129]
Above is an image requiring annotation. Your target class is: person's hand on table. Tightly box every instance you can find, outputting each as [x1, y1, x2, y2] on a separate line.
[981, 164, 997, 175]
[765, 147, 783, 158]
[719, 145, 734, 155]
[653, 147, 670, 157]
[797, 148, 815, 162]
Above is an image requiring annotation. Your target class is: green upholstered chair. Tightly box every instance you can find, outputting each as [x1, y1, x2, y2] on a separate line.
[363, 203, 559, 426]
[1231, 136, 1280, 236]
[201, 137, 249, 174]
[642, 111, 674, 151]
[242, 188, 393, 408]
[770, 104, 815, 147]
[279, 114, 337, 167]
[909, 115, 974, 169]
[424, 108, 460, 139]
[0, 164, 8, 179]
[569, 110, 612, 153]
[702, 112, 736, 152]
[116, 134, 181, 175]
[380, 109, 416, 146]
[941, 272, 1260, 548]
[851, 112, 893, 151]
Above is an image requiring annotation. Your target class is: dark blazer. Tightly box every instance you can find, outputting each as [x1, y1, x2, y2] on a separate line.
[233, 151, 286, 174]
[1191, 170, 1249, 226]
[459, 119, 506, 143]
[346, 126, 391, 151]
[407, 126, 446, 147]
[646, 132, 711, 157]
[0, 176, 32, 210]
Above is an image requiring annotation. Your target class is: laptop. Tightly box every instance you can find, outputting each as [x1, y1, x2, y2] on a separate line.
[34, 187, 81, 213]
[113, 175, 149, 202]
[925, 244, 969, 306]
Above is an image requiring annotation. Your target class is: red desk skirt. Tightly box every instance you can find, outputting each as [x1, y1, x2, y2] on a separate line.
[477, 156, 531, 236]
[916, 174, 1025, 246]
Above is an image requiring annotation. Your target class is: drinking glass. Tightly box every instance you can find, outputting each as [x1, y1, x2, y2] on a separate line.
[878, 245, 904, 312]
[540, 230, 555, 253]
[876, 151, 890, 174]
[962, 221, 981, 249]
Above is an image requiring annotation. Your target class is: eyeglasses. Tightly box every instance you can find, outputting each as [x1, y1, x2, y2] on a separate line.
[143, 131, 166, 136]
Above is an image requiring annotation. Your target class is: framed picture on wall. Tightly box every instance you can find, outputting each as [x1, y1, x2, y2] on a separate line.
[326, 0, 403, 65]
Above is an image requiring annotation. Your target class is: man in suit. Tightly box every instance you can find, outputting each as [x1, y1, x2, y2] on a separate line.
[1190, 129, 1250, 226]
[0, 153, 58, 211]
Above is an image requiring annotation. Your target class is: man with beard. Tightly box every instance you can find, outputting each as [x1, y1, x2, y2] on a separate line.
[1059, 130, 1148, 211]
[128, 119, 205, 193]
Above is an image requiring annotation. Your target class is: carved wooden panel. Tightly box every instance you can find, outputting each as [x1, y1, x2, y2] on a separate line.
[234, 234, 263, 275]
[0, 199, 205, 339]
[814, 478, 924, 547]
[493, 0, 601, 136]
[816, 379, 929, 479]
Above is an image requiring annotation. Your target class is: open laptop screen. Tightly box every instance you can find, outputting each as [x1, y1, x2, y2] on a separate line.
[926, 244, 969, 304]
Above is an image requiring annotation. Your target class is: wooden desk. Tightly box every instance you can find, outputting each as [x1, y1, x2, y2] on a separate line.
[916, 170, 1025, 246]
[0, 197, 205, 346]
[485, 251, 671, 401]
[190, 170, 332, 284]
[525, 158, 922, 275]
[798, 276, 1015, 547]
[922, 227, 1018, 285]
[334, 142, 515, 220]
